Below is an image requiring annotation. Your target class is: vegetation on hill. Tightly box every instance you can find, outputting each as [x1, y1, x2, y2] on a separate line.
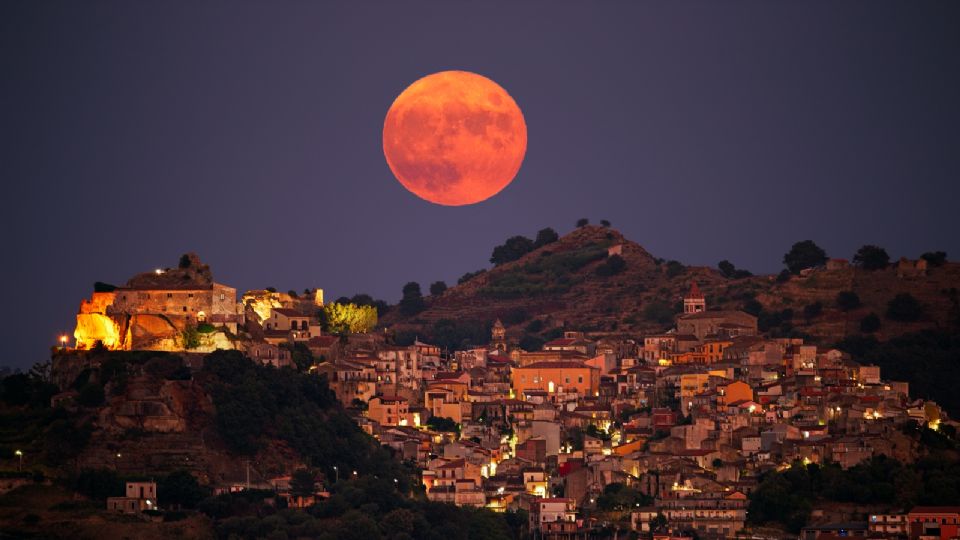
[836, 329, 960, 417]
[202, 476, 525, 540]
[481, 243, 609, 299]
[749, 427, 960, 532]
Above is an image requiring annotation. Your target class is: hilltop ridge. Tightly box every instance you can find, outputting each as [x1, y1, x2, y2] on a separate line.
[384, 225, 960, 347]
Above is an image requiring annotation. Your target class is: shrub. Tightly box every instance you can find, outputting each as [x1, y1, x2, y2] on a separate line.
[803, 302, 823, 320]
[836, 291, 861, 311]
[429, 281, 447, 296]
[524, 319, 544, 333]
[665, 260, 685, 278]
[595, 255, 627, 277]
[576, 218, 589, 227]
[861, 313, 881, 333]
[643, 301, 675, 325]
[501, 308, 528, 325]
[457, 269, 486, 284]
[519, 334, 545, 352]
[490, 236, 535, 266]
[887, 294, 923, 322]
[93, 281, 117, 292]
[921, 251, 948, 267]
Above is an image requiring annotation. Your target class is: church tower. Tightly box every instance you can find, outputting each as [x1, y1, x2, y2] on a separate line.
[684, 282, 706, 314]
[491, 318, 506, 351]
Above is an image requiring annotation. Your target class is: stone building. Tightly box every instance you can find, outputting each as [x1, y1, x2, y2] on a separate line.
[74, 254, 243, 351]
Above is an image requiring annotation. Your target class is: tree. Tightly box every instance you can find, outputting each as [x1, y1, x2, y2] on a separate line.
[776, 269, 792, 283]
[290, 469, 317, 498]
[887, 293, 923, 322]
[853, 245, 890, 270]
[600, 219, 611, 227]
[576, 218, 589, 227]
[718, 260, 736, 278]
[783, 240, 828, 274]
[181, 325, 201, 349]
[534, 227, 559, 248]
[324, 303, 378, 333]
[458, 269, 486, 284]
[429, 281, 447, 296]
[861, 313, 881, 333]
[179, 254, 192, 268]
[595, 254, 626, 276]
[74, 468, 123, 502]
[643, 301, 675, 325]
[490, 235, 535, 265]
[803, 302, 823, 320]
[836, 291, 861, 311]
[922, 251, 948, 267]
[399, 282, 425, 316]
[426, 416, 460, 434]
[519, 334, 545, 352]
[665, 260, 685, 278]
[159, 470, 207, 509]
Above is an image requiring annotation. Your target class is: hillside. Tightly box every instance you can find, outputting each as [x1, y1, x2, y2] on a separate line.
[384, 225, 960, 347]
[0, 350, 519, 539]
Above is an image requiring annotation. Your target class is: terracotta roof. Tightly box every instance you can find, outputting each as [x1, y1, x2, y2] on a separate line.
[687, 281, 704, 299]
[519, 361, 596, 370]
[309, 336, 337, 347]
[909, 507, 960, 514]
[545, 338, 579, 347]
[374, 395, 407, 402]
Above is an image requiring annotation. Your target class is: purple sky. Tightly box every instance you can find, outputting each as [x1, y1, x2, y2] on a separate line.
[3, 1, 959, 369]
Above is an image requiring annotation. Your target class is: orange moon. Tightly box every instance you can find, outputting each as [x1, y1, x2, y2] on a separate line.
[383, 71, 527, 206]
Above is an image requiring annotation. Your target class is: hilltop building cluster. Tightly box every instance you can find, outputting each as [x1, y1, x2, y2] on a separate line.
[321, 284, 947, 539]
[71, 254, 326, 366]
[64, 258, 953, 539]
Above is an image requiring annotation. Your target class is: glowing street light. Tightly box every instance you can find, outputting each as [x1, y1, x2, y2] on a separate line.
[15, 450, 23, 471]
[333, 466, 338, 483]
[59, 335, 68, 349]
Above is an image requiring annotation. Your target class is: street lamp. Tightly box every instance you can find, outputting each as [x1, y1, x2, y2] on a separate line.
[15, 450, 23, 471]
[333, 466, 338, 484]
[59, 335, 68, 349]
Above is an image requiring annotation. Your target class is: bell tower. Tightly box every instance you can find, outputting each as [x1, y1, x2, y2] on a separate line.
[684, 282, 706, 314]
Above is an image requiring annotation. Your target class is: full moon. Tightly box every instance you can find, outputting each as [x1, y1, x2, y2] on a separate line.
[383, 71, 527, 206]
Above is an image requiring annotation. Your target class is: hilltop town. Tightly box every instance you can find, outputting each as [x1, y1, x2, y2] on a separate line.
[3, 232, 960, 540]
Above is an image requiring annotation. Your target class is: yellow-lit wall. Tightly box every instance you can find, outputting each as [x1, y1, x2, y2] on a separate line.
[511, 365, 598, 396]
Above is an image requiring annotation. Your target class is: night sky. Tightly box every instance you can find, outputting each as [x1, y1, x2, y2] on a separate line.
[3, 1, 959, 369]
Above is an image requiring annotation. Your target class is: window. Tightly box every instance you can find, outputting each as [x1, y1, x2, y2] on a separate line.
[220, 293, 225, 301]
[188, 293, 194, 298]
[167, 293, 173, 298]
[183, 306, 187, 312]
[578, 377, 583, 383]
